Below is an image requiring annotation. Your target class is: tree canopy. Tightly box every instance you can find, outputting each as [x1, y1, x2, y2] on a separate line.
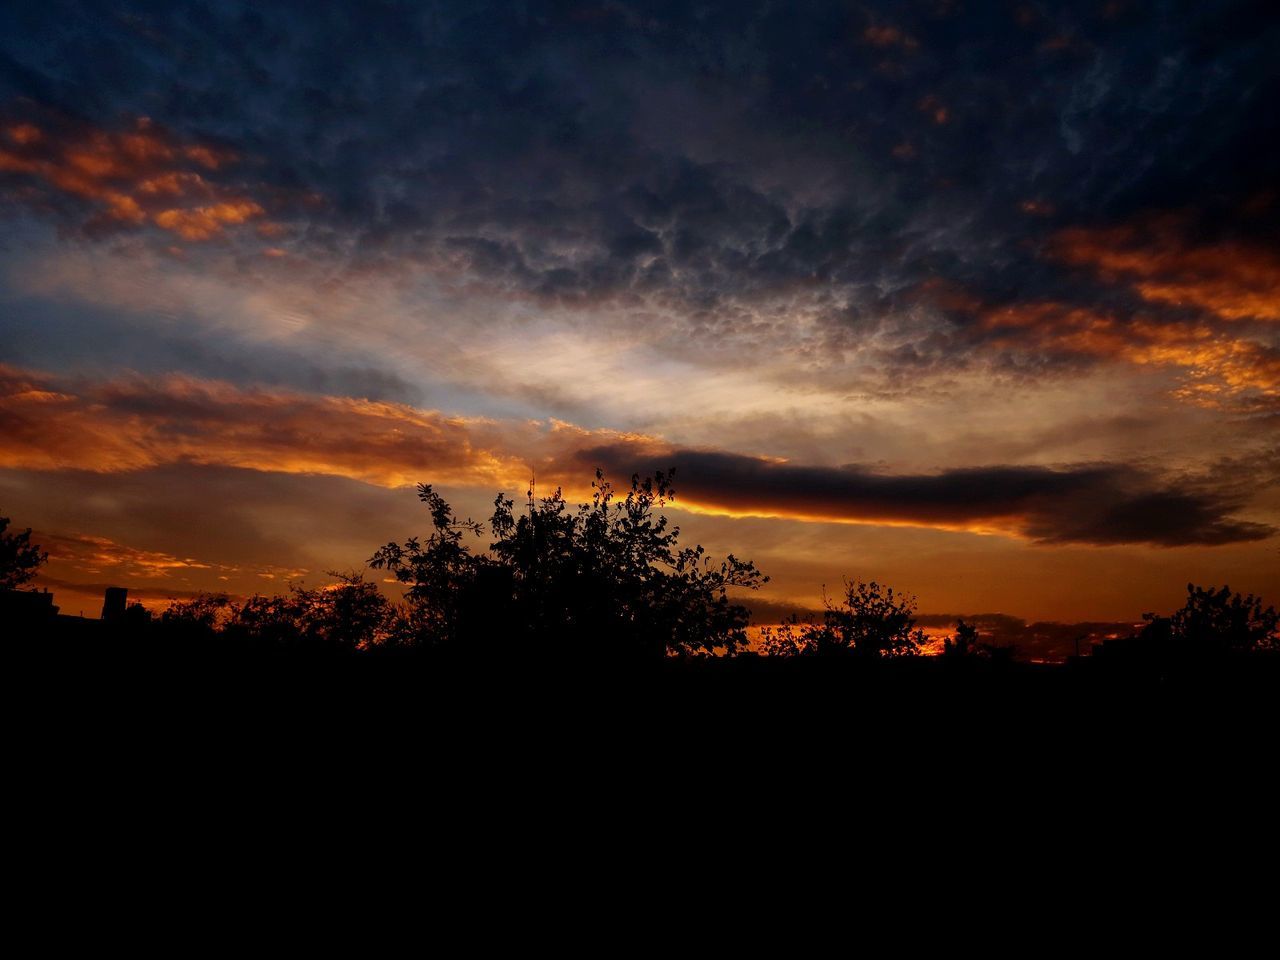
[1145, 583, 1280, 656]
[369, 470, 767, 659]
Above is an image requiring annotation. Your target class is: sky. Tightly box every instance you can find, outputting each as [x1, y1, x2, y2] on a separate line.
[1, 1, 1277, 650]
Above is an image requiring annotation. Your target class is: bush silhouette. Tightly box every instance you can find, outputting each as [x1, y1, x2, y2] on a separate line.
[762, 579, 927, 659]
[369, 470, 767, 659]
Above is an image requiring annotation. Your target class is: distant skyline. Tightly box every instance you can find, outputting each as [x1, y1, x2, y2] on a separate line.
[2, 1, 1277, 630]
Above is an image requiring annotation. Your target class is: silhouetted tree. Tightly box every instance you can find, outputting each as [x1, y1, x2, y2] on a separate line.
[160, 594, 232, 643]
[1162, 583, 1279, 656]
[943, 619, 981, 658]
[213, 573, 398, 653]
[762, 579, 928, 658]
[368, 485, 492, 652]
[224, 593, 308, 649]
[0, 514, 46, 590]
[294, 572, 396, 651]
[370, 470, 767, 658]
[941, 618, 1015, 660]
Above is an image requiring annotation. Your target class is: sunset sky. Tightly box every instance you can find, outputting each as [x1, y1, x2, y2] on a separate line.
[2, 2, 1277, 646]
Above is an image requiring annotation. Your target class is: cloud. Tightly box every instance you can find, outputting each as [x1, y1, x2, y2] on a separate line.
[0, 363, 658, 490]
[977, 301, 1280, 409]
[565, 445, 1274, 547]
[2, 3, 1277, 406]
[1051, 218, 1280, 324]
[0, 112, 274, 240]
[0, 364, 539, 488]
[3, 363, 1272, 547]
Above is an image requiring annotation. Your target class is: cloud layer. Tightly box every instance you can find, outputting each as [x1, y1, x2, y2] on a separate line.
[569, 445, 1274, 547]
[2, 2, 1276, 402]
[3, 364, 1270, 547]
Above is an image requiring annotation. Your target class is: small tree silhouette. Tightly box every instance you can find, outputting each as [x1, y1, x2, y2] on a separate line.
[1163, 583, 1279, 656]
[943, 619, 981, 658]
[762, 579, 927, 659]
[370, 470, 767, 658]
[0, 514, 47, 590]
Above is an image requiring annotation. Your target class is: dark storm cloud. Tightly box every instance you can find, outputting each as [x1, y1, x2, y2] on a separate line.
[3, 0, 1277, 352]
[569, 445, 1275, 547]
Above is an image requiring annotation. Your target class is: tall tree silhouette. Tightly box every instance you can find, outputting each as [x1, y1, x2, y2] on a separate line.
[0, 514, 46, 590]
[370, 470, 767, 659]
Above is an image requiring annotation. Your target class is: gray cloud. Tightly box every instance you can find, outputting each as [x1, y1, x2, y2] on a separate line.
[569, 445, 1275, 546]
[3, 0, 1276, 371]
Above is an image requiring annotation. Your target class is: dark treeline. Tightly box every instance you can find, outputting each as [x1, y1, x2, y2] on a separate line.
[3, 472, 1278, 687]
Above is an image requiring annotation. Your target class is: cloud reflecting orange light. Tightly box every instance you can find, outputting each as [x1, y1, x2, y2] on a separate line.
[0, 365, 664, 496]
[3, 365, 1270, 546]
[35, 530, 218, 579]
[0, 117, 272, 240]
[1052, 221, 1280, 323]
[981, 302, 1280, 407]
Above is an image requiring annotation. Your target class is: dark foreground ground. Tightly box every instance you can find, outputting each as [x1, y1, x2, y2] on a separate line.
[7, 630, 1277, 909]
[11, 629, 1278, 740]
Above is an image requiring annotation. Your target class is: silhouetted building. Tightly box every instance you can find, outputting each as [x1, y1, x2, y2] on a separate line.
[101, 586, 128, 621]
[1, 587, 60, 630]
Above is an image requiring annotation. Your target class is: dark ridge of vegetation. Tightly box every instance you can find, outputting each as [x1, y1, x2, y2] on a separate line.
[3, 474, 1278, 687]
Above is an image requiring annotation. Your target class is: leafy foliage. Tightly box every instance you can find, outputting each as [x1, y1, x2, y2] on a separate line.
[761, 579, 927, 659]
[370, 470, 767, 658]
[0, 514, 47, 590]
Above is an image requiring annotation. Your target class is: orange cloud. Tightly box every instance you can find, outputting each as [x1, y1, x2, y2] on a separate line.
[152, 201, 266, 240]
[2, 365, 1269, 547]
[0, 365, 654, 492]
[1051, 220, 1280, 323]
[981, 302, 1280, 407]
[0, 116, 274, 240]
[34, 530, 219, 579]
